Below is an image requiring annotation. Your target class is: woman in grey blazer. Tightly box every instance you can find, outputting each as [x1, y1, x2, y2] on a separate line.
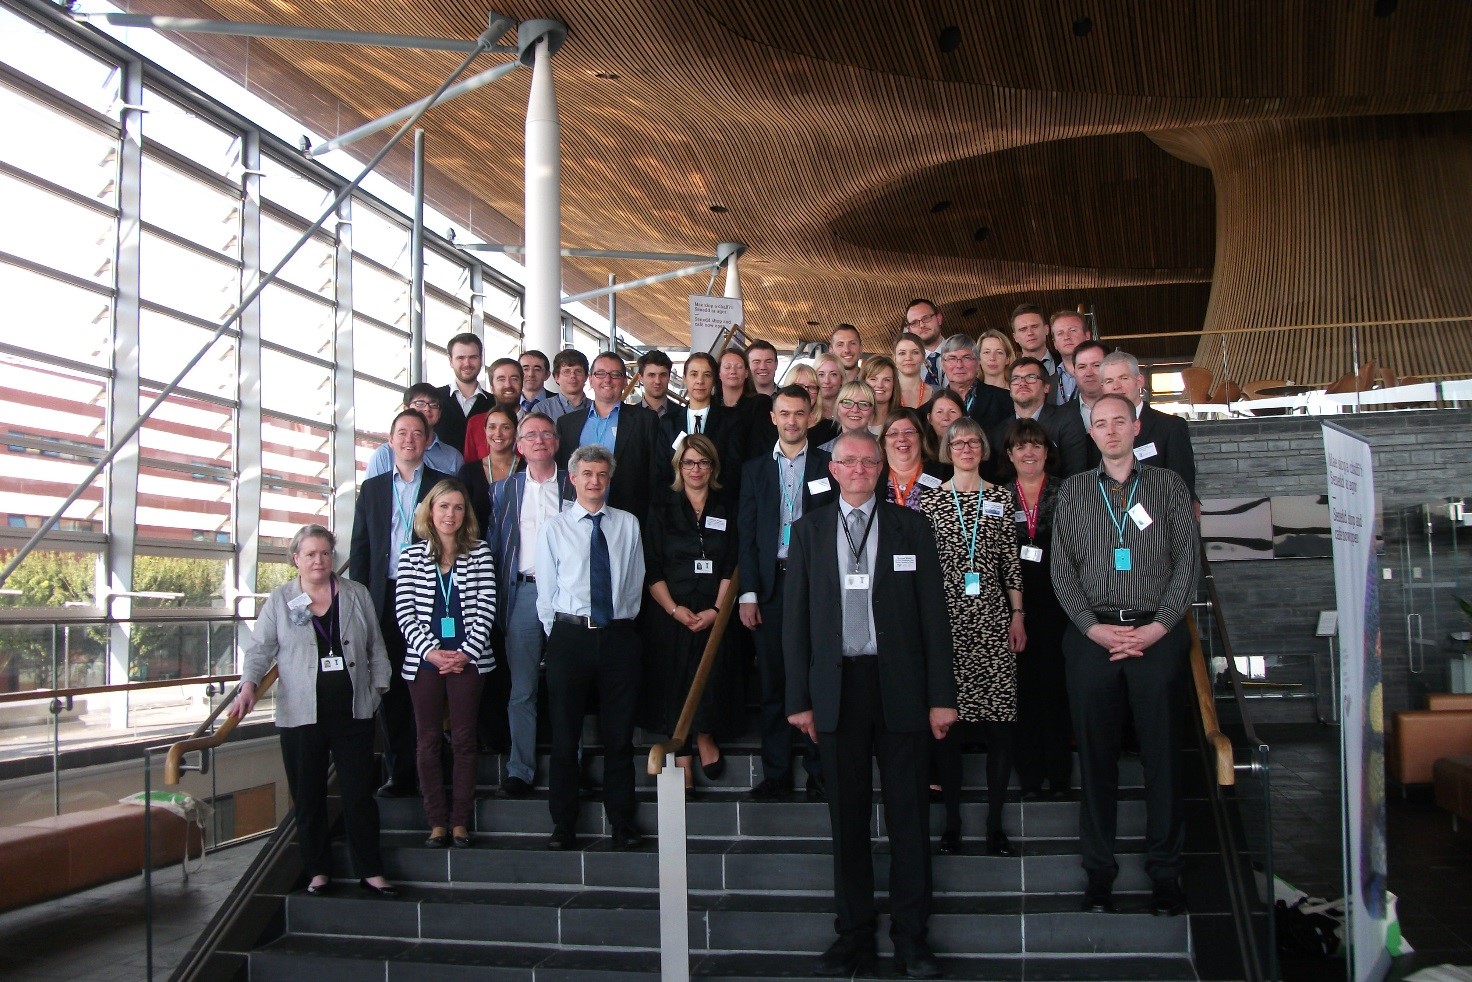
[230, 524, 396, 897]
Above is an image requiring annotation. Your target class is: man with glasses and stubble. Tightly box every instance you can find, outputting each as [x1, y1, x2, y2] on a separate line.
[364, 382, 465, 478]
[902, 299, 947, 388]
[555, 352, 668, 523]
[986, 356, 1088, 480]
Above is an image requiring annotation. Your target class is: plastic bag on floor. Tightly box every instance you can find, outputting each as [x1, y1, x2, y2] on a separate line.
[119, 790, 212, 874]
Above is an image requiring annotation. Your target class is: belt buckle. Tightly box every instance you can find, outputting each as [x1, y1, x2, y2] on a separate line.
[1115, 609, 1133, 624]
[585, 616, 600, 630]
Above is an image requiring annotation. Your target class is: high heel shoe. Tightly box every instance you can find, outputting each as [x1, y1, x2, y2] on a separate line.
[305, 878, 332, 896]
[699, 751, 725, 781]
[359, 878, 400, 898]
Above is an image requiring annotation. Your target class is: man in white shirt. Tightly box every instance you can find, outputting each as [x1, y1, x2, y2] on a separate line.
[1049, 311, 1089, 405]
[535, 444, 646, 851]
[365, 383, 464, 478]
[903, 299, 947, 387]
[485, 411, 570, 798]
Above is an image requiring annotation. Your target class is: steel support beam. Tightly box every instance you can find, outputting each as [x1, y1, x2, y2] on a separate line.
[74, 13, 514, 54]
[461, 244, 718, 265]
[522, 32, 562, 357]
[410, 129, 426, 385]
[607, 274, 617, 353]
[563, 260, 718, 306]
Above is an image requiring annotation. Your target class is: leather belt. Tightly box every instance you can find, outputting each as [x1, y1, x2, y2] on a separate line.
[516, 573, 536, 582]
[553, 612, 632, 630]
[1093, 607, 1156, 627]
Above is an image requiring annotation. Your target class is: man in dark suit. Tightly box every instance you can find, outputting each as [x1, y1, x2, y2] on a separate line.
[738, 385, 837, 800]
[1099, 349, 1200, 516]
[554, 352, 669, 523]
[486, 411, 573, 796]
[938, 333, 1010, 432]
[986, 356, 1089, 480]
[348, 409, 453, 796]
[435, 332, 495, 454]
[785, 429, 957, 979]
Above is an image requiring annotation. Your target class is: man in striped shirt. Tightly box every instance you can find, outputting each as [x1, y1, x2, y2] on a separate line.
[1051, 393, 1200, 919]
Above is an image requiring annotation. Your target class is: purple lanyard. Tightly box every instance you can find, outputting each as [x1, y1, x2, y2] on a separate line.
[309, 581, 337, 652]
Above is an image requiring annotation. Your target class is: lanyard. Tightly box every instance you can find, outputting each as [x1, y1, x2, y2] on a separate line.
[890, 464, 921, 506]
[779, 453, 803, 528]
[840, 503, 878, 570]
[393, 472, 420, 551]
[949, 484, 982, 569]
[309, 581, 338, 651]
[1097, 474, 1141, 545]
[1015, 477, 1044, 543]
[437, 563, 456, 610]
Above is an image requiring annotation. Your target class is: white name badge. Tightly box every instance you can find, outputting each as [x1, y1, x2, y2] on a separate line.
[694, 559, 714, 575]
[704, 516, 728, 531]
[1128, 502, 1153, 530]
[1133, 442, 1159, 461]
[893, 554, 916, 572]
[982, 500, 1006, 518]
[844, 573, 870, 590]
[807, 477, 831, 494]
[1014, 510, 1028, 523]
[917, 473, 942, 489]
[1020, 545, 1044, 563]
[671, 433, 686, 450]
[320, 656, 345, 672]
[287, 593, 311, 611]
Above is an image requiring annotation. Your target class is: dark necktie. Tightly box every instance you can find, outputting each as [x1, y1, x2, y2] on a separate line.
[588, 513, 613, 627]
[925, 351, 941, 387]
[694, 413, 704, 434]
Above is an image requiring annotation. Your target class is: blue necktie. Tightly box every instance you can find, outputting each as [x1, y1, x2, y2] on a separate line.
[925, 351, 941, 387]
[588, 512, 613, 627]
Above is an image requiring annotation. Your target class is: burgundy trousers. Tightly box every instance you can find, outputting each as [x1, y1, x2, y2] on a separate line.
[407, 666, 485, 830]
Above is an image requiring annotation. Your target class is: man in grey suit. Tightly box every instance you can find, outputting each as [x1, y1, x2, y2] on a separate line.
[485, 411, 571, 797]
[784, 430, 957, 979]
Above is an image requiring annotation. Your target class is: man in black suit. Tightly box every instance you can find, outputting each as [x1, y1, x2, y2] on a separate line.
[986, 356, 1089, 480]
[1099, 349, 1200, 517]
[435, 332, 495, 454]
[938, 333, 1010, 432]
[738, 386, 837, 800]
[348, 409, 453, 795]
[785, 429, 957, 979]
[554, 352, 669, 523]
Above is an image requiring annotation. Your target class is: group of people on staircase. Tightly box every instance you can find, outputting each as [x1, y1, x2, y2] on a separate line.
[229, 302, 1201, 978]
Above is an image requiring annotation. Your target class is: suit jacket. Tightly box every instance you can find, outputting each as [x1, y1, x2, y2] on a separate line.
[435, 385, 494, 457]
[782, 501, 956, 733]
[348, 466, 453, 618]
[485, 467, 573, 630]
[737, 393, 777, 465]
[987, 402, 1089, 482]
[661, 402, 748, 506]
[957, 382, 1011, 433]
[1082, 404, 1198, 499]
[737, 445, 838, 605]
[554, 402, 670, 522]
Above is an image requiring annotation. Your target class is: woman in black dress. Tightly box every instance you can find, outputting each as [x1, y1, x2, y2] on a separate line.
[639, 434, 739, 790]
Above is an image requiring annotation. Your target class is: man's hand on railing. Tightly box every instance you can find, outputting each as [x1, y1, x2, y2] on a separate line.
[738, 601, 761, 629]
[227, 681, 257, 719]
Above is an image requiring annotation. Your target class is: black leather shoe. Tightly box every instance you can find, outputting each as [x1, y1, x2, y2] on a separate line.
[1151, 877, 1187, 916]
[547, 826, 576, 851]
[424, 830, 449, 849]
[304, 879, 332, 896]
[748, 777, 793, 801]
[986, 829, 1016, 857]
[805, 774, 828, 802]
[496, 776, 533, 799]
[611, 826, 645, 850]
[452, 830, 473, 849]
[376, 781, 416, 798]
[699, 752, 725, 781]
[892, 937, 942, 979]
[814, 933, 877, 976]
[358, 878, 399, 898]
[1081, 874, 1116, 913]
[936, 829, 961, 854]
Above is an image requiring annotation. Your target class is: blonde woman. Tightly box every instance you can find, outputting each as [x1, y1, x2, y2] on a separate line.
[978, 329, 1015, 392]
[894, 331, 933, 409]
[863, 355, 901, 431]
[820, 380, 876, 452]
[814, 351, 845, 422]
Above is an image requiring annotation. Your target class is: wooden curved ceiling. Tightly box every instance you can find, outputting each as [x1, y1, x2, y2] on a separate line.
[126, 0, 1472, 360]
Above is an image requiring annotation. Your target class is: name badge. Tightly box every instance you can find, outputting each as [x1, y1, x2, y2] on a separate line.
[671, 433, 686, 450]
[1020, 545, 1043, 563]
[1014, 510, 1028, 523]
[694, 559, 714, 574]
[807, 477, 831, 494]
[287, 593, 311, 611]
[781, 523, 791, 548]
[844, 573, 870, 590]
[1127, 502, 1153, 530]
[982, 500, 1006, 519]
[1133, 442, 1158, 461]
[963, 571, 981, 596]
[439, 616, 458, 638]
[704, 516, 727, 531]
[320, 656, 345, 672]
[917, 473, 942, 489]
[1114, 547, 1132, 571]
[893, 554, 916, 572]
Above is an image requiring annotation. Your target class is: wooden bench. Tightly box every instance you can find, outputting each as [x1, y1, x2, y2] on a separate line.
[1434, 756, 1472, 831]
[0, 804, 203, 913]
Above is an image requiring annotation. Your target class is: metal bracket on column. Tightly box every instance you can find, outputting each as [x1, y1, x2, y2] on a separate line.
[517, 18, 567, 64]
[532, 243, 745, 306]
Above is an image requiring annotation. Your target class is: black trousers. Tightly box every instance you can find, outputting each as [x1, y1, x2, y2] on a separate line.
[545, 620, 640, 832]
[280, 714, 383, 879]
[817, 658, 931, 943]
[377, 596, 418, 788]
[934, 719, 1013, 835]
[751, 572, 820, 784]
[1015, 621, 1073, 793]
[1063, 620, 1189, 883]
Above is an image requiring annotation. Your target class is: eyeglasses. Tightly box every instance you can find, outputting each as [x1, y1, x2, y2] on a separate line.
[948, 438, 983, 451]
[679, 459, 713, 470]
[833, 458, 883, 469]
[407, 399, 437, 410]
[837, 399, 873, 411]
[905, 312, 937, 327]
[590, 370, 626, 381]
[518, 430, 556, 442]
[942, 353, 976, 364]
[885, 428, 919, 440]
[1009, 373, 1045, 385]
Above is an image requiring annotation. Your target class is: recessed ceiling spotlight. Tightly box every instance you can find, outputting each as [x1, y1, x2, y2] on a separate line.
[973, 226, 990, 241]
[594, 70, 620, 80]
[930, 200, 952, 213]
[806, 320, 820, 326]
[1072, 16, 1093, 36]
[962, 307, 978, 317]
[1373, 0, 1397, 15]
[937, 26, 962, 54]
[709, 204, 728, 214]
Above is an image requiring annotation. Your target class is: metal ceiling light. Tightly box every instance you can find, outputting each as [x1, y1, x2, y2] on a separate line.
[973, 226, 990, 241]
[709, 204, 728, 213]
[930, 199, 951, 213]
[1073, 16, 1093, 36]
[937, 26, 962, 54]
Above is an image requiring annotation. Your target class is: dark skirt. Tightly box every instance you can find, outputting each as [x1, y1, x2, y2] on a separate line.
[638, 604, 742, 743]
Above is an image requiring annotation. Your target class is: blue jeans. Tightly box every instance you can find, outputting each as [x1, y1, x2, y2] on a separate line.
[504, 581, 546, 784]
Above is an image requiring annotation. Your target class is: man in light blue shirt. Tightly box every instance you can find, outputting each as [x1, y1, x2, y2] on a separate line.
[364, 383, 464, 478]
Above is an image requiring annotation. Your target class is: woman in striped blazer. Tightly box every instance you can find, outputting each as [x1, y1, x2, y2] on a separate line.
[395, 478, 497, 849]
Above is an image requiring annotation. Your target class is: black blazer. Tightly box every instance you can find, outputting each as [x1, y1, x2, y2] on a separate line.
[737, 394, 777, 465]
[782, 501, 956, 733]
[661, 402, 748, 506]
[554, 402, 670, 522]
[987, 402, 1089, 482]
[348, 466, 453, 618]
[958, 382, 1011, 433]
[737, 445, 837, 605]
[1081, 404, 1198, 499]
[643, 494, 738, 609]
[435, 385, 494, 457]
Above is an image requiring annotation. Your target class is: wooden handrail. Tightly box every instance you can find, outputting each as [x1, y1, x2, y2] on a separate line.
[163, 665, 277, 785]
[0, 672, 242, 706]
[648, 571, 739, 775]
[1187, 613, 1235, 786]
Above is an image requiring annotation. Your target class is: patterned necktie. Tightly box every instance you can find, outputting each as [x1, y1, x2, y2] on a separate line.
[694, 413, 704, 434]
[842, 507, 872, 655]
[925, 351, 941, 387]
[588, 513, 613, 627]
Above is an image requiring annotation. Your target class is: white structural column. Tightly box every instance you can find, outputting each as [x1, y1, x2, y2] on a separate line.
[723, 249, 742, 302]
[330, 197, 359, 567]
[522, 29, 562, 355]
[234, 130, 263, 636]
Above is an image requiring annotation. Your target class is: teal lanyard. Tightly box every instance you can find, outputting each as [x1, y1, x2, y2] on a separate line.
[437, 565, 456, 611]
[780, 455, 802, 528]
[393, 474, 420, 551]
[1097, 474, 1141, 545]
[949, 484, 983, 569]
